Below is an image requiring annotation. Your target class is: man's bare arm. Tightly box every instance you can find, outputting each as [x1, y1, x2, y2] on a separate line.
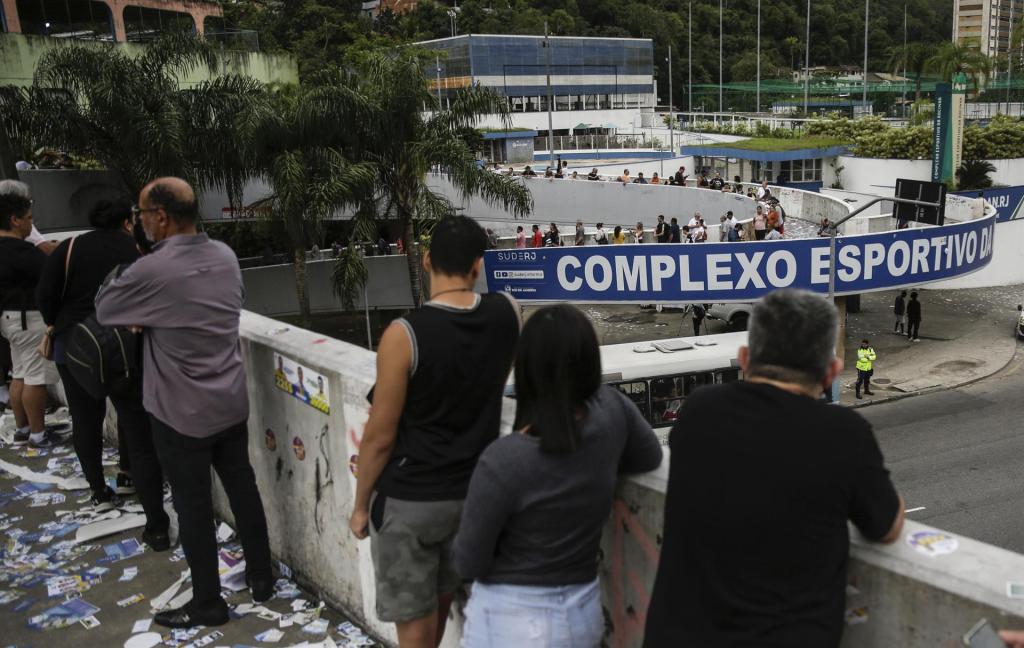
[349, 323, 411, 539]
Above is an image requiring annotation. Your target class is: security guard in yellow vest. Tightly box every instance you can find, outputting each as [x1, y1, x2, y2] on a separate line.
[855, 339, 876, 399]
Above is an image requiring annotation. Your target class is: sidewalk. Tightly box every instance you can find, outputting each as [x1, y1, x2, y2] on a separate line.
[0, 414, 377, 648]
[836, 286, 1022, 407]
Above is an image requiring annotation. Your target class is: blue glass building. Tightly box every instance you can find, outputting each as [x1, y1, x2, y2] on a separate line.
[416, 34, 655, 134]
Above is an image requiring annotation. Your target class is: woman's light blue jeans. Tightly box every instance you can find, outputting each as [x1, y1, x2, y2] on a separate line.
[462, 578, 603, 648]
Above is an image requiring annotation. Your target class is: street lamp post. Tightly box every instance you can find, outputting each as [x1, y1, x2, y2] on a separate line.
[804, 0, 811, 115]
[719, 0, 723, 113]
[756, 0, 761, 113]
[668, 45, 674, 156]
[688, 1, 693, 114]
[544, 21, 555, 172]
[862, 0, 869, 114]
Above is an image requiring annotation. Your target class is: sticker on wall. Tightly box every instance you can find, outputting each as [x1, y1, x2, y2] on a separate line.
[844, 607, 869, 625]
[349, 454, 359, 478]
[292, 436, 306, 461]
[906, 530, 958, 557]
[274, 352, 330, 414]
[265, 429, 277, 451]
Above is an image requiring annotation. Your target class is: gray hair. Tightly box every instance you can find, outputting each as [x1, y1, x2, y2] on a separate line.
[0, 179, 31, 199]
[747, 289, 838, 385]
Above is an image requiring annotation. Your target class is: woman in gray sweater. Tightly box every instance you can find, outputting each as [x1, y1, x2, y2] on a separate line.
[454, 304, 663, 647]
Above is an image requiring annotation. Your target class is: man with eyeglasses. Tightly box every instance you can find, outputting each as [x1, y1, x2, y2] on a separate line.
[96, 177, 273, 629]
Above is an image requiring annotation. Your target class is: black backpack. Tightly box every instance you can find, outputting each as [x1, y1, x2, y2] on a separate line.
[64, 315, 141, 400]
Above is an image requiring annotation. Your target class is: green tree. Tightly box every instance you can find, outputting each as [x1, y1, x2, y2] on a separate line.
[0, 35, 266, 206]
[926, 40, 993, 93]
[886, 42, 936, 105]
[348, 53, 533, 306]
[249, 84, 377, 326]
[956, 159, 996, 190]
[783, 36, 800, 71]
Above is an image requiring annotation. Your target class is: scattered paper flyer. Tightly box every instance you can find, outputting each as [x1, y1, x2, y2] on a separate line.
[132, 618, 153, 633]
[104, 538, 144, 562]
[117, 593, 146, 607]
[906, 530, 959, 557]
[120, 567, 139, 582]
[254, 628, 284, 643]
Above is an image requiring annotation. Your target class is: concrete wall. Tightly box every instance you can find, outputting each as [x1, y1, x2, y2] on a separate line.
[0, 33, 298, 87]
[223, 311, 1024, 648]
[836, 155, 1024, 195]
[836, 156, 931, 195]
[18, 169, 128, 231]
[241, 256, 415, 317]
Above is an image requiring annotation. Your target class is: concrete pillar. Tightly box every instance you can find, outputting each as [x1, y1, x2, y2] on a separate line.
[105, 0, 126, 42]
[3, 0, 22, 33]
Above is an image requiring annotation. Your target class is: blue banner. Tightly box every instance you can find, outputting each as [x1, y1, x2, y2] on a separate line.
[485, 215, 996, 303]
[954, 186, 1024, 222]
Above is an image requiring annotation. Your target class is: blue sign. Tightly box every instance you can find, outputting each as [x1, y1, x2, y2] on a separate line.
[485, 215, 996, 303]
[954, 186, 1024, 222]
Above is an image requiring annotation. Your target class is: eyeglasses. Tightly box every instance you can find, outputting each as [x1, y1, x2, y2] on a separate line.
[131, 205, 160, 218]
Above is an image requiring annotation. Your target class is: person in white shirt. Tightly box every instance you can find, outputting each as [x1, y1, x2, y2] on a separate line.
[765, 228, 783, 240]
[756, 181, 771, 200]
[687, 212, 700, 228]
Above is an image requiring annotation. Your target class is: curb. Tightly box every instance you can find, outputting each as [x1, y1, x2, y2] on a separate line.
[846, 341, 1021, 409]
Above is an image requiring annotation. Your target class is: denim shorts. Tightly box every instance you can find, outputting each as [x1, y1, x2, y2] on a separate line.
[462, 578, 603, 648]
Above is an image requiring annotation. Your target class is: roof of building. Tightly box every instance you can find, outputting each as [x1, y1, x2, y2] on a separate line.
[682, 138, 850, 162]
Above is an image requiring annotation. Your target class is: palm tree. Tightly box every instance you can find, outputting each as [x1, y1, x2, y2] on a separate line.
[925, 40, 994, 95]
[347, 53, 533, 306]
[956, 159, 996, 190]
[886, 42, 935, 105]
[250, 84, 377, 327]
[1, 34, 267, 208]
[783, 36, 800, 72]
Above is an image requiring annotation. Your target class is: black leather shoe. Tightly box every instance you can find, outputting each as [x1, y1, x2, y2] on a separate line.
[154, 604, 229, 629]
[248, 576, 274, 603]
[864, 390, 875, 396]
[141, 529, 171, 552]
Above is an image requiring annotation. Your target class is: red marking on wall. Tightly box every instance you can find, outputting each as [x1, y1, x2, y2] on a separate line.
[610, 499, 660, 648]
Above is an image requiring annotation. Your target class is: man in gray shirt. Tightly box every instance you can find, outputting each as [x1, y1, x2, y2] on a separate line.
[96, 177, 272, 629]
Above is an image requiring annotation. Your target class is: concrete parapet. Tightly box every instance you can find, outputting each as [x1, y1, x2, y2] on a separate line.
[219, 311, 1024, 647]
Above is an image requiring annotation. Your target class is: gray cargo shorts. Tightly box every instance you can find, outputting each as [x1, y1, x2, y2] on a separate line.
[369, 493, 464, 623]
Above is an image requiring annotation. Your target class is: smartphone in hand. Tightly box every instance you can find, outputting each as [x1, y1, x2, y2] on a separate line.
[964, 618, 1005, 648]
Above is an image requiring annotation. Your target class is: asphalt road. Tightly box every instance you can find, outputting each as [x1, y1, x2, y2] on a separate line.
[861, 341, 1024, 554]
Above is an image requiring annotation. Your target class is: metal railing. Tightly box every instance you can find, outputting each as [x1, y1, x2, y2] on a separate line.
[535, 133, 669, 152]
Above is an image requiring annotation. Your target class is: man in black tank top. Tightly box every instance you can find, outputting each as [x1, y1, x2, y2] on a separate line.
[349, 216, 520, 647]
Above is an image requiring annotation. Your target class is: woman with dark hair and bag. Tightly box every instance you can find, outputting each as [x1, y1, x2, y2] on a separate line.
[454, 304, 663, 647]
[36, 200, 170, 549]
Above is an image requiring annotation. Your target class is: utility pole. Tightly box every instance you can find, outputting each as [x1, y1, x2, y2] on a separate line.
[688, 0, 693, 113]
[719, 0, 724, 113]
[756, 0, 761, 113]
[668, 45, 675, 155]
[435, 55, 443, 110]
[903, 2, 908, 119]
[862, 0, 869, 114]
[804, 0, 811, 115]
[544, 21, 555, 171]
[1008, 0, 1015, 114]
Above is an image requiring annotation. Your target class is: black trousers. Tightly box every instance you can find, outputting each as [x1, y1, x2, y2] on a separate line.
[856, 369, 872, 393]
[908, 319, 921, 339]
[57, 364, 168, 533]
[151, 417, 272, 610]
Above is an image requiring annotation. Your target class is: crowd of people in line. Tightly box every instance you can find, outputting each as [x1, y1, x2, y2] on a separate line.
[495, 159, 780, 197]
[511, 202, 788, 249]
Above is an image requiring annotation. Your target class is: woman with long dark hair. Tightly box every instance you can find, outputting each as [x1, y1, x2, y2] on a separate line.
[455, 304, 662, 647]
